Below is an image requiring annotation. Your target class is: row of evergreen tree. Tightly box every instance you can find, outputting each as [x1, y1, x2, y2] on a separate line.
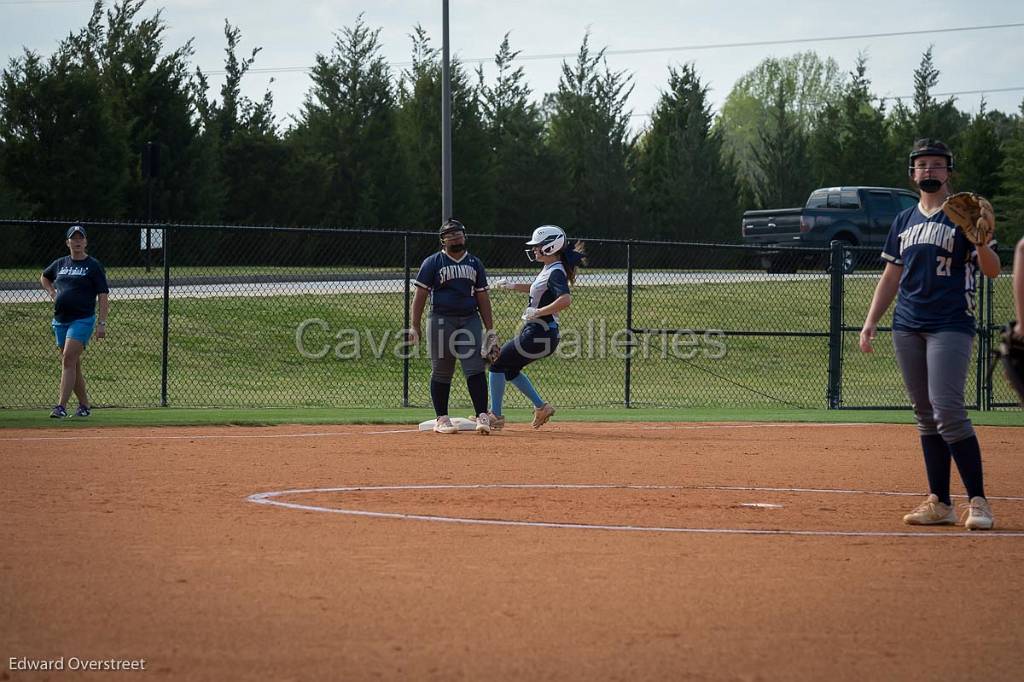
[2, 0, 1023, 265]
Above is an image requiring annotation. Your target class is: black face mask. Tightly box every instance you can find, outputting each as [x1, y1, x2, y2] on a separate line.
[446, 242, 466, 254]
[917, 178, 944, 194]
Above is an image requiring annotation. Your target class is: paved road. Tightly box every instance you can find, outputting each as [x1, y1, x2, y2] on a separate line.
[1, 271, 845, 303]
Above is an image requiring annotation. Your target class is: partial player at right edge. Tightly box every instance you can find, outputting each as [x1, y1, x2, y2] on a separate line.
[999, 236, 1024, 405]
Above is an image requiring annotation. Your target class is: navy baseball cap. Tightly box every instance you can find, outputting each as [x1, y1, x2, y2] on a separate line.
[65, 225, 86, 239]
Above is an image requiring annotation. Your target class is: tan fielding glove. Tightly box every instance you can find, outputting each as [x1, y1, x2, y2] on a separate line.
[942, 192, 995, 245]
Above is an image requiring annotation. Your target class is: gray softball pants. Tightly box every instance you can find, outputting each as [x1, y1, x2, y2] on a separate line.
[893, 329, 976, 443]
[428, 312, 485, 383]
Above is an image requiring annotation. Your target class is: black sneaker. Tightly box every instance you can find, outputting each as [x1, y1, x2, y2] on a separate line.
[75, 405, 91, 417]
[50, 405, 67, 419]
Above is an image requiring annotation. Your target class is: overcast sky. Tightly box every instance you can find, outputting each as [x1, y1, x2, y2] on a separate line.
[3, 0, 1023, 133]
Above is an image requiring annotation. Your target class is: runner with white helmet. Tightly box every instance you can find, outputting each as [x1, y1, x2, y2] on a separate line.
[488, 225, 585, 429]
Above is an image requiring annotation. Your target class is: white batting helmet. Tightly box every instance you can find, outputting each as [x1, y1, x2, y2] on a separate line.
[525, 225, 566, 259]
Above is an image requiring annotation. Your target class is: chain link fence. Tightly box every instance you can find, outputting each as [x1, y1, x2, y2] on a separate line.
[1, 220, 1019, 411]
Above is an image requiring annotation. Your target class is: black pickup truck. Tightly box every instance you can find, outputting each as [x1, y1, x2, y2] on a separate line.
[741, 186, 919, 273]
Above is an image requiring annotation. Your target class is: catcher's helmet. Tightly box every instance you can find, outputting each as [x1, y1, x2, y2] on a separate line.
[908, 138, 954, 173]
[525, 225, 566, 260]
[439, 218, 466, 243]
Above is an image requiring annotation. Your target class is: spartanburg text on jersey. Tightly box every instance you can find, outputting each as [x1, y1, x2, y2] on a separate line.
[414, 251, 489, 316]
[528, 262, 570, 325]
[881, 204, 996, 334]
[42, 255, 110, 323]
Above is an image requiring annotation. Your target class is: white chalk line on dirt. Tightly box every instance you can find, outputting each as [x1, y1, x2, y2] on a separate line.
[0, 420, 919, 443]
[247, 483, 1024, 538]
[0, 428, 422, 442]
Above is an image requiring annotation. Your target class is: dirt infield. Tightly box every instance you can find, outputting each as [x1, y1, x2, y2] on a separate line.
[3, 421, 1024, 681]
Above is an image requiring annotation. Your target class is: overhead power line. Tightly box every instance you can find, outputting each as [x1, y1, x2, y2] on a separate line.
[896, 85, 1024, 99]
[510, 22, 1024, 62]
[628, 85, 1024, 118]
[203, 21, 1024, 76]
[0, 0, 91, 4]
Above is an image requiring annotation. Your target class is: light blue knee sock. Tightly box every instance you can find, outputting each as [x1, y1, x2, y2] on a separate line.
[489, 371, 506, 416]
[510, 373, 545, 408]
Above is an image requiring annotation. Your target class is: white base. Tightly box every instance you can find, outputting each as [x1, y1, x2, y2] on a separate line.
[418, 417, 479, 432]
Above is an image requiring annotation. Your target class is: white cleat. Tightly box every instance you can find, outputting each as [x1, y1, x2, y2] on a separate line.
[433, 415, 459, 434]
[903, 494, 956, 525]
[962, 496, 994, 530]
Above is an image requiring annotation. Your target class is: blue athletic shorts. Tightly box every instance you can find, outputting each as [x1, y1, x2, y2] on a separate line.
[52, 315, 95, 349]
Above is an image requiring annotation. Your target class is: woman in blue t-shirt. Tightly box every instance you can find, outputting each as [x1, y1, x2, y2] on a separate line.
[39, 225, 109, 418]
[859, 139, 1001, 530]
[488, 225, 585, 430]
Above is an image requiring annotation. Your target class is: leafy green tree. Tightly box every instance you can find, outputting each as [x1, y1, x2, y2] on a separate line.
[956, 101, 1005, 199]
[477, 33, 565, 234]
[718, 51, 843, 194]
[632, 63, 738, 241]
[910, 47, 966, 142]
[289, 15, 408, 227]
[195, 22, 275, 145]
[544, 32, 634, 237]
[749, 81, 813, 209]
[886, 47, 967, 164]
[839, 56, 895, 186]
[0, 47, 129, 219]
[0, 161, 26, 217]
[0, 95, 51, 267]
[994, 101, 1024, 247]
[983, 109, 1019, 142]
[395, 26, 491, 230]
[87, 0, 215, 221]
[193, 21, 287, 228]
[809, 55, 896, 188]
[807, 100, 843, 188]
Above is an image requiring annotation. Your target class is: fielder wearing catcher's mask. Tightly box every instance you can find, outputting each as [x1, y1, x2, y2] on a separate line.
[488, 225, 585, 430]
[860, 138, 1002, 530]
[410, 219, 496, 435]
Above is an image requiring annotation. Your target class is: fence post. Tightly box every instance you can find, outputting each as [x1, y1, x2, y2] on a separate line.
[402, 233, 411, 408]
[980, 273, 993, 410]
[987, 272, 996, 410]
[826, 240, 845, 409]
[160, 225, 170, 407]
[624, 242, 633, 408]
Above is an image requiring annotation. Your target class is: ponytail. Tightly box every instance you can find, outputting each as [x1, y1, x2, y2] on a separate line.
[559, 241, 587, 284]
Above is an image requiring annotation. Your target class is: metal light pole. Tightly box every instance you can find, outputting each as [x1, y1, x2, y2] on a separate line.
[144, 141, 155, 272]
[441, 0, 453, 222]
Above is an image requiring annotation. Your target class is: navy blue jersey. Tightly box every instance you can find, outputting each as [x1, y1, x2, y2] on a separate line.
[881, 203, 994, 334]
[528, 262, 571, 325]
[42, 255, 109, 323]
[414, 251, 488, 316]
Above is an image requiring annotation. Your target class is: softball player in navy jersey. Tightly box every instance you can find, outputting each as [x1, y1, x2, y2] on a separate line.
[489, 225, 585, 429]
[411, 219, 495, 434]
[860, 139, 1001, 530]
[39, 225, 110, 419]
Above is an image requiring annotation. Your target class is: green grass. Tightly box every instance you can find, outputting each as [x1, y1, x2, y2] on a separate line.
[2, 272, 1019, 411]
[0, 405, 1020, 430]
